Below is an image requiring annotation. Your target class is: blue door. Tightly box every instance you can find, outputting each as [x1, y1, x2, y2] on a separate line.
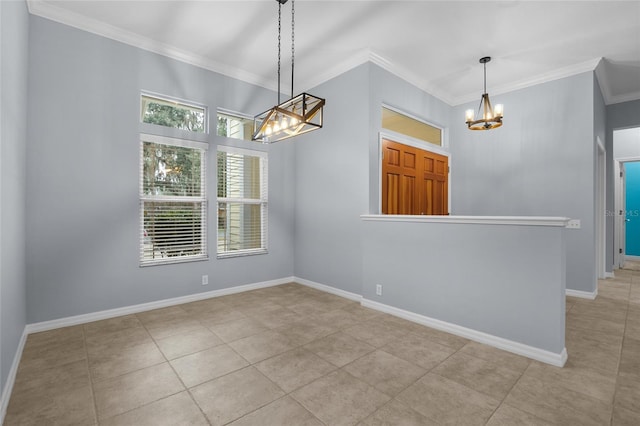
[625, 162, 640, 256]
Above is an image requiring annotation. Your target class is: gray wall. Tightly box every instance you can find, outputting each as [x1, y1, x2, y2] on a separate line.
[363, 219, 566, 353]
[1, 0, 29, 398]
[606, 100, 640, 272]
[450, 72, 597, 294]
[26, 16, 295, 323]
[293, 63, 451, 294]
[293, 64, 370, 295]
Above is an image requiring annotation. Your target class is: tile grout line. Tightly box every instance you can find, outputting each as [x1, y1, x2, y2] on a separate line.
[81, 325, 100, 426]
[609, 270, 635, 425]
[12, 282, 636, 425]
[137, 298, 352, 425]
[483, 361, 549, 426]
[141, 309, 214, 426]
[93, 312, 208, 425]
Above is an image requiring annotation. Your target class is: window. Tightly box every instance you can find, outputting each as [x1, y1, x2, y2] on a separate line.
[141, 94, 206, 133]
[217, 110, 254, 141]
[217, 146, 268, 257]
[140, 134, 208, 265]
[382, 106, 442, 146]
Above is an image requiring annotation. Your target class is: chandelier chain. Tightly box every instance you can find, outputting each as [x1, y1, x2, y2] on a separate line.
[291, 0, 295, 98]
[277, 1, 282, 104]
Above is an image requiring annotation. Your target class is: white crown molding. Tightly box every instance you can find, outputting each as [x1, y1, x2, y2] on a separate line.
[26, 2, 630, 107]
[295, 49, 371, 93]
[452, 57, 603, 105]
[26, 0, 277, 91]
[607, 90, 640, 105]
[367, 51, 455, 106]
[594, 58, 640, 105]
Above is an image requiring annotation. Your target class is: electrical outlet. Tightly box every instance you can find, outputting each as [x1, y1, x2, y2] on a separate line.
[202, 275, 209, 285]
[376, 284, 382, 296]
[567, 219, 581, 229]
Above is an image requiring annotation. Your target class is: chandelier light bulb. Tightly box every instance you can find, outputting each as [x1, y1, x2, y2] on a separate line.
[265, 125, 272, 136]
[281, 117, 288, 128]
[494, 104, 504, 118]
[465, 109, 475, 123]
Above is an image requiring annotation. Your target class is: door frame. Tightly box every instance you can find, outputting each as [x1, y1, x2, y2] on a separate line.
[615, 156, 640, 268]
[378, 130, 451, 215]
[596, 138, 606, 278]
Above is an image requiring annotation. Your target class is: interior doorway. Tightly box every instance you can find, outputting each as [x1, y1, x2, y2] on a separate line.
[613, 127, 640, 268]
[624, 162, 640, 260]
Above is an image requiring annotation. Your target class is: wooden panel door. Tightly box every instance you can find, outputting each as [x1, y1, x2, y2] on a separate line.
[418, 148, 449, 215]
[382, 139, 418, 214]
[382, 139, 448, 215]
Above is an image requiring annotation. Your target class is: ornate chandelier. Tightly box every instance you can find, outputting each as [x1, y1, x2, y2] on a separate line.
[465, 57, 504, 130]
[253, 0, 325, 143]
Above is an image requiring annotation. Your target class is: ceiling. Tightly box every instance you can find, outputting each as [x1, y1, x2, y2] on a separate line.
[27, 1, 640, 106]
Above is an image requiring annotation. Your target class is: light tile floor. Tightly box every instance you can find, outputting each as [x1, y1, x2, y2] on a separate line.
[4, 276, 640, 425]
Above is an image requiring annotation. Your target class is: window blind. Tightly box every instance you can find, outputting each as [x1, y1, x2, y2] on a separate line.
[140, 134, 208, 266]
[217, 146, 268, 257]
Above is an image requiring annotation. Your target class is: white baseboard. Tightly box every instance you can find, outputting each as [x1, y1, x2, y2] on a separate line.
[361, 298, 567, 367]
[27, 277, 294, 334]
[294, 277, 362, 302]
[604, 272, 615, 279]
[566, 288, 598, 300]
[0, 328, 28, 425]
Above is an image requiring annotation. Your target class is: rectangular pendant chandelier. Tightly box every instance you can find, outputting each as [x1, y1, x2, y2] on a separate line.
[253, 92, 325, 143]
[251, 0, 325, 144]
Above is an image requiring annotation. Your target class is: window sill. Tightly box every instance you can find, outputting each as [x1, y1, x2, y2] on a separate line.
[140, 255, 209, 267]
[217, 248, 268, 259]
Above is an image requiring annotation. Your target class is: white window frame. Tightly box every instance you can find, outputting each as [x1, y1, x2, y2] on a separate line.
[382, 103, 448, 149]
[139, 133, 209, 266]
[217, 145, 268, 258]
[217, 108, 255, 141]
[141, 92, 209, 134]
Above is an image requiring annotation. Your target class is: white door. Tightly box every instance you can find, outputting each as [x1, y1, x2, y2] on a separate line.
[617, 162, 626, 268]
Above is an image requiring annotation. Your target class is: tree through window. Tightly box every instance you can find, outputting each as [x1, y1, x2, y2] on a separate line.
[140, 135, 208, 265]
